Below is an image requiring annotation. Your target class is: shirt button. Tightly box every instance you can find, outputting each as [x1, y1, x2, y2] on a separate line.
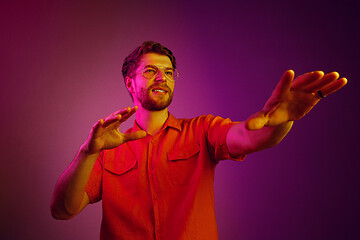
[153, 195, 158, 200]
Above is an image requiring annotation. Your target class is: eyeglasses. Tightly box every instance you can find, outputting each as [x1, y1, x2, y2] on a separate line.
[130, 65, 179, 81]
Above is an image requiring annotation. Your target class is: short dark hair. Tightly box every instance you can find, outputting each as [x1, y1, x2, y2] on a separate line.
[122, 41, 176, 80]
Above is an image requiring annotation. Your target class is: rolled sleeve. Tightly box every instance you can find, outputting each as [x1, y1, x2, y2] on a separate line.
[204, 115, 246, 163]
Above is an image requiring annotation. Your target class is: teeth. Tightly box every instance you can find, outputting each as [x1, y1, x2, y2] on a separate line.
[154, 89, 165, 93]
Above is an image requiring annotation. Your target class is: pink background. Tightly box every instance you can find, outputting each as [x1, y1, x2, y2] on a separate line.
[1, 0, 359, 239]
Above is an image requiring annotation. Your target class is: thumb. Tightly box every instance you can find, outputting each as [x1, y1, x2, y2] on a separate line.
[123, 130, 147, 142]
[245, 112, 269, 130]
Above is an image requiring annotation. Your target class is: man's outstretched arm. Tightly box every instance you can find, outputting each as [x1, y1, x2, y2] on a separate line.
[50, 107, 146, 220]
[227, 70, 347, 156]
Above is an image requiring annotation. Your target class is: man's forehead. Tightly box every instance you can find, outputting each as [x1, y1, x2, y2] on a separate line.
[137, 53, 172, 68]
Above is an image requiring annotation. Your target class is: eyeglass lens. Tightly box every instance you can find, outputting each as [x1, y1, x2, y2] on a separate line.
[142, 66, 178, 80]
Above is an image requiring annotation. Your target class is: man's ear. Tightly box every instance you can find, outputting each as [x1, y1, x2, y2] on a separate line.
[125, 77, 135, 93]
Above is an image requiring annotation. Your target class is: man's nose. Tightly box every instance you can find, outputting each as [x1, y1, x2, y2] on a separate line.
[155, 69, 167, 82]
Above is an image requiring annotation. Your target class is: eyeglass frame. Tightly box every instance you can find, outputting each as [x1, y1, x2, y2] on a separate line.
[129, 64, 179, 81]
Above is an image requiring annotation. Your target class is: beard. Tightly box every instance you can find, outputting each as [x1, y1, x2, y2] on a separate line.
[136, 84, 174, 111]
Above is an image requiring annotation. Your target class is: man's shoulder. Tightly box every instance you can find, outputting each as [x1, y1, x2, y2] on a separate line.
[174, 114, 217, 122]
[177, 114, 230, 122]
[174, 114, 231, 130]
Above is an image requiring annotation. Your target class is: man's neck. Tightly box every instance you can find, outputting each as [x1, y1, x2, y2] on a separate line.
[135, 106, 169, 135]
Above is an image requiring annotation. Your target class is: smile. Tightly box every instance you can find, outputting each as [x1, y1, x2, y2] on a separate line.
[153, 89, 166, 93]
[151, 86, 169, 94]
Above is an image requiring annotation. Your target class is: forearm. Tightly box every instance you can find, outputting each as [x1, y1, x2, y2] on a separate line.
[51, 145, 99, 219]
[227, 121, 293, 156]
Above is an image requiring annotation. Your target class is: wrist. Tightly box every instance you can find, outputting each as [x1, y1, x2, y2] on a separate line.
[80, 143, 101, 157]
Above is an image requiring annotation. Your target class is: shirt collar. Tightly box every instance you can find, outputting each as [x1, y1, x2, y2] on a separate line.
[166, 112, 182, 131]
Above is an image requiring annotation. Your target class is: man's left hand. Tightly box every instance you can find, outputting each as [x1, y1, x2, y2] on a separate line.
[245, 70, 347, 130]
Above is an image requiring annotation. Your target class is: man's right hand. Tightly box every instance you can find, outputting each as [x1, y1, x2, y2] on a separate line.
[82, 106, 147, 155]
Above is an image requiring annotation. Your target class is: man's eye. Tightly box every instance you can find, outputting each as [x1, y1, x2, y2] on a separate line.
[144, 68, 156, 74]
[165, 70, 174, 76]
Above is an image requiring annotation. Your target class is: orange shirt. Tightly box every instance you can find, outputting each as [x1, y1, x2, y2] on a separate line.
[85, 113, 245, 240]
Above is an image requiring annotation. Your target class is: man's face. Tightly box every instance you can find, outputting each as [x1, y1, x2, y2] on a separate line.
[128, 53, 175, 111]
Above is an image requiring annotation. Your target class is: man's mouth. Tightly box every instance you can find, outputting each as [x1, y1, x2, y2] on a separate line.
[152, 89, 167, 93]
[151, 86, 170, 94]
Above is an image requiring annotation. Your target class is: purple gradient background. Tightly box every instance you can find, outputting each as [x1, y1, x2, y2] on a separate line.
[1, 0, 359, 239]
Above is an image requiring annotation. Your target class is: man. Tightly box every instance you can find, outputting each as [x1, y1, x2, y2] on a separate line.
[51, 41, 347, 239]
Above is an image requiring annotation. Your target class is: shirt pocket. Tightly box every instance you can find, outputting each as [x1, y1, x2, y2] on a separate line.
[167, 144, 200, 185]
[104, 157, 137, 175]
[103, 157, 138, 195]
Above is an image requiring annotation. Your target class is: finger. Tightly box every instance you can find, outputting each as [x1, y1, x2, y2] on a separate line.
[123, 130, 147, 142]
[91, 119, 104, 138]
[102, 106, 137, 128]
[291, 71, 324, 91]
[263, 70, 294, 112]
[92, 119, 103, 132]
[112, 107, 132, 116]
[102, 114, 122, 128]
[303, 72, 340, 92]
[273, 70, 295, 97]
[318, 77, 347, 97]
[118, 106, 138, 123]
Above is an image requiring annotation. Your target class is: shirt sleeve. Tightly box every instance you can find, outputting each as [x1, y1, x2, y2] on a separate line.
[85, 151, 103, 203]
[204, 114, 246, 163]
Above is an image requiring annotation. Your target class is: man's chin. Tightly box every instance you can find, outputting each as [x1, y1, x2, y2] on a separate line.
[141, 98, 172, 111]
[143, 102, 170, 111]
[136, 91, 173, 111]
